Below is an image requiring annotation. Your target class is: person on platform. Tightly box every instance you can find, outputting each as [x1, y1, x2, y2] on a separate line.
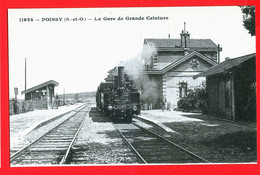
[147, 97, 153, 110]
[161, 96, 167, 111]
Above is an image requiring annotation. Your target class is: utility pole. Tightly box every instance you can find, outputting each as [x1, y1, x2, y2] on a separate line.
[184, 22, 187, 48]
[184, 22, 186, 33]
[63, 87, 65, 105]
[25, 58, 27, 90]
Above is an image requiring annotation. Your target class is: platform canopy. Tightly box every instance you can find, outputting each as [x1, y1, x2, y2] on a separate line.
[21, 80, 59, 95]
[193, 53, 256, 79]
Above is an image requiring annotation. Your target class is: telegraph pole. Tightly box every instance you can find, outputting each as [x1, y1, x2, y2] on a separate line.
[63, 87, 65, 105]
[25, 58, 27, 90]
[184, 22, 187, 48]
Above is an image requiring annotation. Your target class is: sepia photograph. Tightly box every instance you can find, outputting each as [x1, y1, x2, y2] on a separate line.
[8, 6, 256, 166]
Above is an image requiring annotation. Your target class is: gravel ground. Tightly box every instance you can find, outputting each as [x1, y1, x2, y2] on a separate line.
[138, 110, 257, 163]
[71, 107, 139, 164]
[10, 103, 86, 152]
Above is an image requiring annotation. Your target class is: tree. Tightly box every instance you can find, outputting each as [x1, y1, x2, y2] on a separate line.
[177, 86, 208, 113]
[241, 6, 255, 36]
[74, 93, 79, 102]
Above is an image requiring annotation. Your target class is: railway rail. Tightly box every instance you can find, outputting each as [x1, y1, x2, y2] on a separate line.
[113, 122, 210, 164]
[10, 104, 90, 165]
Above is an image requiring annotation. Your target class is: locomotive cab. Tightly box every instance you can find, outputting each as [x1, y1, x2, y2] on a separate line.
[96, 82, 113, 116]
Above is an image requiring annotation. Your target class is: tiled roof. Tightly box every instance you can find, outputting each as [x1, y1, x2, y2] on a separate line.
[194, 53, 256, 78]
[21, 80, 59, 94]
[156, 62, 173, 70]
[144, 39, 218, 48]
[154, 55, 180, 69]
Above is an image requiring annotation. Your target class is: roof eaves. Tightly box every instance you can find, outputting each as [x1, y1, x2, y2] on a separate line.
[162, 51, 218, 74]
[142, 70, 162, 75]
[193, 53, 256, 79]
[21, 80, 59, 94]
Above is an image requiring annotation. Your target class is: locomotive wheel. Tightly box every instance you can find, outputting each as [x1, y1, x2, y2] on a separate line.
[103, 109, 110, 117]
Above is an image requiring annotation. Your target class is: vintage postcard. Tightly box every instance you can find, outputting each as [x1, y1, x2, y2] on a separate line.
[8, 7, 256, 167]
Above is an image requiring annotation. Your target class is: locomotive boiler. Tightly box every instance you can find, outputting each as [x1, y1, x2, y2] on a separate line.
[96, 66, 140, 123]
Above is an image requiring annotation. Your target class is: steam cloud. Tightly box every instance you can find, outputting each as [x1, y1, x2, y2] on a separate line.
[123, 44, 157, 75]
[122, 43, 160, 105]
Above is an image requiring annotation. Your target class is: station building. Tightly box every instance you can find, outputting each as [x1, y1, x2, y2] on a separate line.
[21, 80, 59, 109]
[140, 27, 221, 109]
[194, 53, 256, 121]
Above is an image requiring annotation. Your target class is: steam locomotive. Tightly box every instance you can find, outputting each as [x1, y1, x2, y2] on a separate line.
[96, 66, 140, 123]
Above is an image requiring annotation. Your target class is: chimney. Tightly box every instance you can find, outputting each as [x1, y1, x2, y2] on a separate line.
[180, 30, 185, 47]
[118, 66, 125, 88]
[180, 22, 190, 48]
[217, 44, 221, 63]
[185, 31, 190, 47]
[184, 48, 190, 56]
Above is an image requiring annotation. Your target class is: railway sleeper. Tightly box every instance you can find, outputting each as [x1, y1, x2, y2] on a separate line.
[29, 148, 69, 151]
[143, 155, 199, 163]
[40, 139, 73, 142]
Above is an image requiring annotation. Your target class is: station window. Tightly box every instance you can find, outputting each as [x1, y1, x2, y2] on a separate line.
[179, 82, 187, 98]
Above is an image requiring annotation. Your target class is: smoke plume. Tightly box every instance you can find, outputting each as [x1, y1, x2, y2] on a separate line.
[122, 43, 159, 105]
[123, 43, 157, 75]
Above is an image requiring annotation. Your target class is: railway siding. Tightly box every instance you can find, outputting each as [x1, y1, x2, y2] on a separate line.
[10, 104, 87, 155]
[11, 105, 89, 165]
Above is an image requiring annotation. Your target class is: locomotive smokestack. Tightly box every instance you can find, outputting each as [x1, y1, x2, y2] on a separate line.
[118, 66, 125, 88]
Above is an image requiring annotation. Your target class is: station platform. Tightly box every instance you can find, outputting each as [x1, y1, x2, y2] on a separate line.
[10, 103, 84, 147]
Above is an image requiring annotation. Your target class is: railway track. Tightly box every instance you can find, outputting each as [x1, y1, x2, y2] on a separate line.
[113, 122, 210, 164]
[11, 105, 90, 165]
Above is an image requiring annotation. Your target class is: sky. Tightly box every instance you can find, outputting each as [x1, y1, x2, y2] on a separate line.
[8, 7, 256, 99]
